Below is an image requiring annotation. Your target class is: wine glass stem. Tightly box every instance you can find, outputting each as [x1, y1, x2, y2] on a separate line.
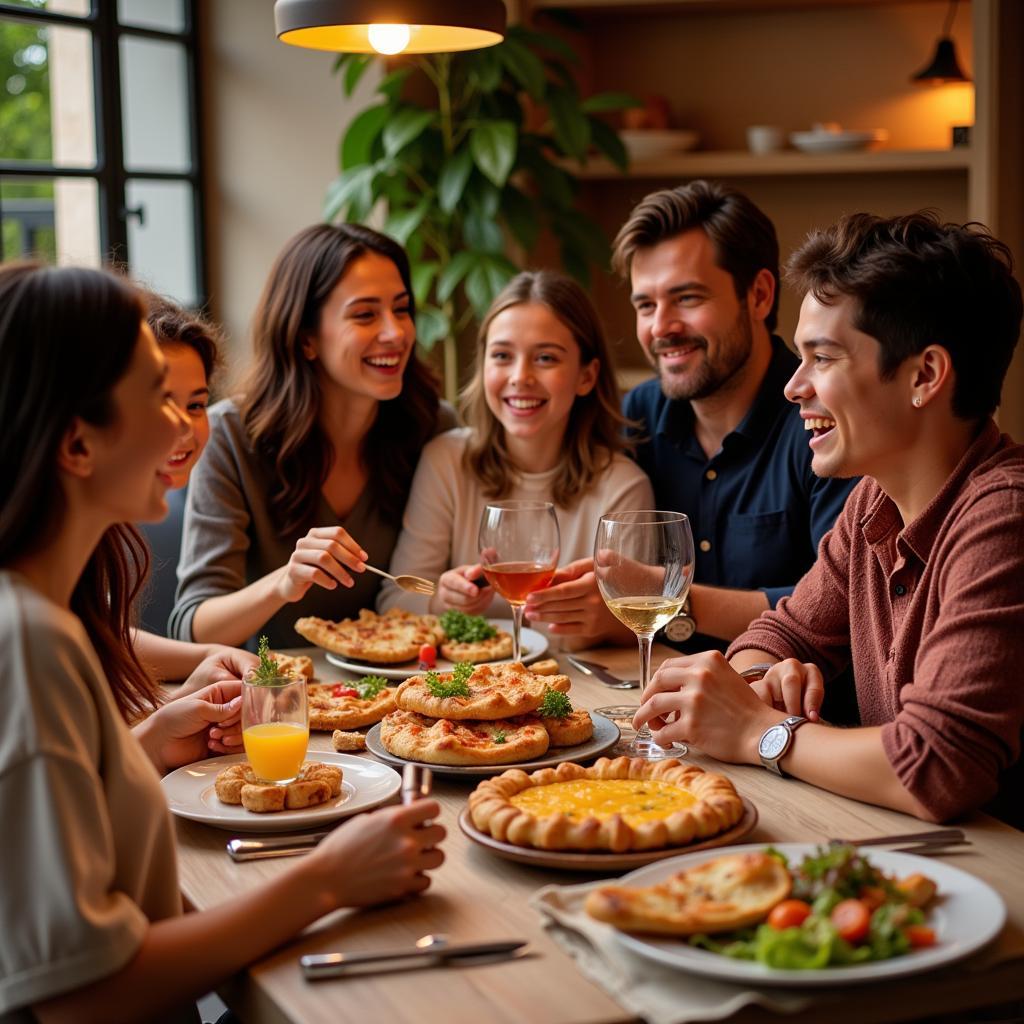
[510, 603, 525, 662]
[635, 632, 654, 742]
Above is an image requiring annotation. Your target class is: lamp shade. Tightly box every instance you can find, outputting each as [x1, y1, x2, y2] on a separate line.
[274, 0, 506, 54]
[911, 37, 970, 84]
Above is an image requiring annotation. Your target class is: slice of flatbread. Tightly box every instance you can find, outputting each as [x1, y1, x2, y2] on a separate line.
[307, 683, 396, 731]
[439, 630, 513, 663]
[294, 608, 444, 664]
[268, 651, 314, 680]
[395, 661, 550, 721]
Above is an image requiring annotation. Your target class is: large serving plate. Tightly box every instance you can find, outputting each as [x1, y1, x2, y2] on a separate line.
[325, 620, 548, 680]
[610, 843, 1005, 987]
[458, 797, 758, 871]
[620, 129, 699, 160]
[364, 714, 620, 778]
[161, 751, 401, 833]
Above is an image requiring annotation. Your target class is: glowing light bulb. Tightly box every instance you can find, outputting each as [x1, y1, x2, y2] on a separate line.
[368, 23, 411, 55]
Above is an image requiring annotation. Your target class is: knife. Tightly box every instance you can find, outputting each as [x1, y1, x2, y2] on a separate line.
[227, 832, 329, 861]
[300, 939, 529, 979]
[566, 655, 639, 689]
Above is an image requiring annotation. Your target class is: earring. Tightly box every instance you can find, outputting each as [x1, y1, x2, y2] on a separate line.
[913, 396, 922, 407]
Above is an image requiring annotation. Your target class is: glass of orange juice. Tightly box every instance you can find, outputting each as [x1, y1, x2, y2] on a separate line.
[242, 638, 309, 784]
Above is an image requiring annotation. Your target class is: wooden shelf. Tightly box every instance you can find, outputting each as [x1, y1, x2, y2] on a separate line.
[531, 0, 944, 16]
[566, 148, 972, 180]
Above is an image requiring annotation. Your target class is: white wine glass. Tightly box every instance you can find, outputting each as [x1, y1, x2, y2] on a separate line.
[478, 501, 560, 662]
[594, 510, 695, 759]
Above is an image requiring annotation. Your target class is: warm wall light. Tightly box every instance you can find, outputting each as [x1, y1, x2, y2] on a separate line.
[274, 1, 506, 55]
[912, 0, 970, 84]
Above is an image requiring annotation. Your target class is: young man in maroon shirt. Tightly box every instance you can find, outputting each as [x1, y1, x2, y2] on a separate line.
[634, 212, 1024, 825]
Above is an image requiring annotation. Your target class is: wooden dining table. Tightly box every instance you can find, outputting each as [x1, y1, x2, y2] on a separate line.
[173, 645, 1024, 1024]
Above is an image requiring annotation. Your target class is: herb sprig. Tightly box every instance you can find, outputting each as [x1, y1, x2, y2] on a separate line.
[493, 730, 507, 744]
[424, 661, 475, 699]
[538, 688, 572, 719]
[249, 636, 290, 686]
[440, 610, 497, 643]
[355, 675, 388, 699]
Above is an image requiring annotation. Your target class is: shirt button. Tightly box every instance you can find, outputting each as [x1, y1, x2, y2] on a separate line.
[705, 469, 718, 481]
[699, 540, 712, 552]
[894, 584, 907, 596]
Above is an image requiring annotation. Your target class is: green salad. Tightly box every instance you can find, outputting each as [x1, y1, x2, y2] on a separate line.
[689, 844, 937, 969]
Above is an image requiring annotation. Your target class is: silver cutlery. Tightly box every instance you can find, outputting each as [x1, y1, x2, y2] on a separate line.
[566, 655, 639, 689]
[828, 828, 969, 854]
[362, 562, 436, 596]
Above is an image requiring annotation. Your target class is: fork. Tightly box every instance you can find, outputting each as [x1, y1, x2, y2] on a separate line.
[362, 563, 436, 596]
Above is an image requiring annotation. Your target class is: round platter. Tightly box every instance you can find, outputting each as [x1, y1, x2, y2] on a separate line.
[364, 714, 620, 778]
[458, 797, 758, 871]
[324, 620, 548, 680]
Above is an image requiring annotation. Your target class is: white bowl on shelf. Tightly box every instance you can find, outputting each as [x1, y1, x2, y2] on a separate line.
[789, 128, 888, 153]
[620, 129, 700, 161]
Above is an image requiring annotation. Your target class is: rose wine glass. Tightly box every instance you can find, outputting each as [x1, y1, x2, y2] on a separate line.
[594, 510, 694, 759]
[478, 501, 560, 662]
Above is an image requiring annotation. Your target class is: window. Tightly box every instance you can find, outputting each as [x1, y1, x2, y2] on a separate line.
[0, 0, 204, 306]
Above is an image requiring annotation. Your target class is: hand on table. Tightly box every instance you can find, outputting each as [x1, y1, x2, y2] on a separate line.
[275, 526, 367, 603]
[633, 650, 780, 763]
[748, 659, 825, 722]
[524, 558, 631, 642]
[437, 564, 493, 614]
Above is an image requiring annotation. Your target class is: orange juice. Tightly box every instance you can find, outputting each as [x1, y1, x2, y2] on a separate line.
[243, 721, 309, 783]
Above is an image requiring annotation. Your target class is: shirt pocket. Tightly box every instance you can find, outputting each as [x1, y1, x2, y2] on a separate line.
[724, 510, 799, 587]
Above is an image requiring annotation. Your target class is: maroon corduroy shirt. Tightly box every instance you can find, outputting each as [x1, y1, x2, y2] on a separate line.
[729, 420, 1024, 823]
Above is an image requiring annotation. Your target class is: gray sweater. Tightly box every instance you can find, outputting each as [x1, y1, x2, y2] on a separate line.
[169, 400, 451, 649]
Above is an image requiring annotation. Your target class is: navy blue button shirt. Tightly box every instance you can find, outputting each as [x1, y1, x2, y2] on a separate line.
[623, 337, 857, 651]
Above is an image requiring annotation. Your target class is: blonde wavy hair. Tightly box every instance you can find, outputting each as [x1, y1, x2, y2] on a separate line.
[460, 270, 633, 508]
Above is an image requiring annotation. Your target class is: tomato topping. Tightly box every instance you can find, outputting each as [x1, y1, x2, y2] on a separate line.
[331, 684, 358, 698]
[905, 924, 936, 948]
[418, 643, 437, 668]
[767, 899, 813, 931]
[830, 899, 872, 944]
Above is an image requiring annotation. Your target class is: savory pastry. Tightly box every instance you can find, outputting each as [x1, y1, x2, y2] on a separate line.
[468, 757, 744, 852]
[439, 631, 513, 664]
[535, 708, 594, 747]
[294, 608, 444, 664]
[214, 761, 343, 814]
[380, 709, 550, 766]
[585, 851, 792, 935]
[529, 658, 561, 676]
[307, 678, 396, 731]
[331, 730, 368, 752]
[268, 651, 314, 680]
[395, 661, 551, 721]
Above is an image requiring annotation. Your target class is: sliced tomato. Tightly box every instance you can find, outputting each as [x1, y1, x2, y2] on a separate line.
[331, 684, 358, 698]
[418, 644, 437, 668]
[830, 899, 872, 944]
[767, 899, 813, 930]
[905, 924, 936, 948]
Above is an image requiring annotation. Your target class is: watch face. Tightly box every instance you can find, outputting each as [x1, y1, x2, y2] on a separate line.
[664, 615, 696, 643]
[758, 725, 789, 759]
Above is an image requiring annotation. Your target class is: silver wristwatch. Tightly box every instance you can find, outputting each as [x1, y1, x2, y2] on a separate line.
[757, 715, 807, 776]
[664, 596, 696, 643]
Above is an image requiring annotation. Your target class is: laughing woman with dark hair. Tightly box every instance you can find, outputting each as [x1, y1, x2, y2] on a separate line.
[170, 223, 452, 649]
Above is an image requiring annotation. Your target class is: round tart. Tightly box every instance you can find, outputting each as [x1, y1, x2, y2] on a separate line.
[439, 630, 513, 663]
[468, 757, 743, 852]
[396, 662, 555, 720]
[294, 608, 443, 664]
[532, 709, 594, 747]
[307, 683, 396, 730]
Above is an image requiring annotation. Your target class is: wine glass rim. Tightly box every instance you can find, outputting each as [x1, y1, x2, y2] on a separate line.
[483, 500, 556, 511]
[599, 510, 690, 525]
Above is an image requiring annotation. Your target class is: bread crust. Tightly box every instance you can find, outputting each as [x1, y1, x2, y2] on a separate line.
[439, 630, 513, 663]
[533, 708, 594, 747]
[307, 683, 396, 730]
[268, 652, 314, 680]
[396, 662, 549, 720]
[584, 852, 791, 935]
[294, 608, 443, 663]
[468, 757, 744, 852]
[214, 761, 343, 814]
[380, 709, 550, 766]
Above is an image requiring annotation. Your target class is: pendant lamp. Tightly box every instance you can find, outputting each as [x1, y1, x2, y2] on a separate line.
[911, 0, 970, 84]
[274, 0, 506, 55]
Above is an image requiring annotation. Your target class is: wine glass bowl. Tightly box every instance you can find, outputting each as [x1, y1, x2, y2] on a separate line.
[594, 510, 694, 759]
[478, 501, 560, 662]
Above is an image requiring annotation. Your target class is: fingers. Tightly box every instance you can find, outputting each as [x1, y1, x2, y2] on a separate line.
[395, 798, 441, 828]
[307, 526, 368, 564]
[633, 690, 684, 732]
[544, 558, 593, 587]
[802, 663, 825, 722]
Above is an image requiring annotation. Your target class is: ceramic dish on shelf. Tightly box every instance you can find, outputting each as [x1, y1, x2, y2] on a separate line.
[789, 128, 888, 153]
[324, 620, 548, 680]
[457, 797, 758, 870]
[620, 129, 699, 161]
[609, 842, 1005, 986]
[364, 714, 619, 778]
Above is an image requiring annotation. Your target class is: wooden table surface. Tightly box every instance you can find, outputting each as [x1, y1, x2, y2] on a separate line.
[173, 646, 1024, 1024]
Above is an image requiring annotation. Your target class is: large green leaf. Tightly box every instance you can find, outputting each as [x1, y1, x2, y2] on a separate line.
[323, 164, 376, 223]
[340, 104, 390, 170]
[411, 260, 439, 305]
[464, 255, 519, 320]
[470, 120, 517, 188]
[437, 250, 477, 303]
[383, 107, 435, 158]
[465, 176, 501, 219]
[581, 92, 642, 113]
[521, 148, 575, 209]
[437, 148, 474, 214]
[416, 304, 450, 350]
[500, 185, 539, 252]
[549, 86, 591, 160]
[464, 50, 502, 92]
[588, 116, 629, 171]
[344, 54, 373, 97]
[498, 37, 546, 100]
[376, 66, 411, 102]
[385, 199, 430, 246]
[463, 207, 505, 254]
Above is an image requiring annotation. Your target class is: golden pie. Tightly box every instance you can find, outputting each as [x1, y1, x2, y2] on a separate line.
[468, 757, 744, 852]
[584, 851, 791, 935]
[294, 608, 444, 664]
[396, 661, 552, 721]
[439, 631, 513, 663]
[532, 708, 594, 747]
[268, 651, 314, 680]
[307, 682, 396, 731]
[214, 761, 343, 814]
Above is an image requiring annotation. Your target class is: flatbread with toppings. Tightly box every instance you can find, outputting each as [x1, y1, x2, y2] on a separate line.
[268, 651, 314, 680]
[439, 632, 513, 663]
[380, 709, 550, 767]
[395, 661, 550, 721]
[294, 608, 443, 664]
[307, 677, 396, 730]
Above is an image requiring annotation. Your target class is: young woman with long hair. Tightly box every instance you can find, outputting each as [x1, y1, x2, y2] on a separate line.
[169, 223, 451, 649]
[379, 269, 653, 646]
[0, 263, 443, 1022]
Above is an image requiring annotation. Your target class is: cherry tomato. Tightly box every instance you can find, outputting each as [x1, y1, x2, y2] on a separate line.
[418, 644, 437, 668]
[830, 899, 872, 944]
[767, 899, 813, 931]
[331, 684, 358, 698]
[904, 924, 936, 948]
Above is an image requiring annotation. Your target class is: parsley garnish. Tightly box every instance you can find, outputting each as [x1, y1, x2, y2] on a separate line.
[249, 636, 289, 686]
[493, 730, 507, 744]
[538, 688, 572, 719]
[440, 610, 497, 643]
[355, 675, 388, 699]
[424, 662, 475, 699]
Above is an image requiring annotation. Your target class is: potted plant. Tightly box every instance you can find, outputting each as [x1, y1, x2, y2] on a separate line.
[326, 25, 636, 401]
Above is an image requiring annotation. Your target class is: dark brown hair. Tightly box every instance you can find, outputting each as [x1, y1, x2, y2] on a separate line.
[785, 211, 1023, 421]
[143, 291, 223, 382]
[239, 223, 442, 536]
[0, 263, 159, 721]
[612, 180, 780, 332]
[461, 270, 632, 507]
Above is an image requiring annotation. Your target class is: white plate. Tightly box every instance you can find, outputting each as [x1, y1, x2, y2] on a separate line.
[324, 620, 549, 680]
[610, 842, 1006, 987]
[364, 714, 620, 778]
[621, 129, 699, 160]
[161, 751, 401, 833]
[790, 129, 887, 153]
